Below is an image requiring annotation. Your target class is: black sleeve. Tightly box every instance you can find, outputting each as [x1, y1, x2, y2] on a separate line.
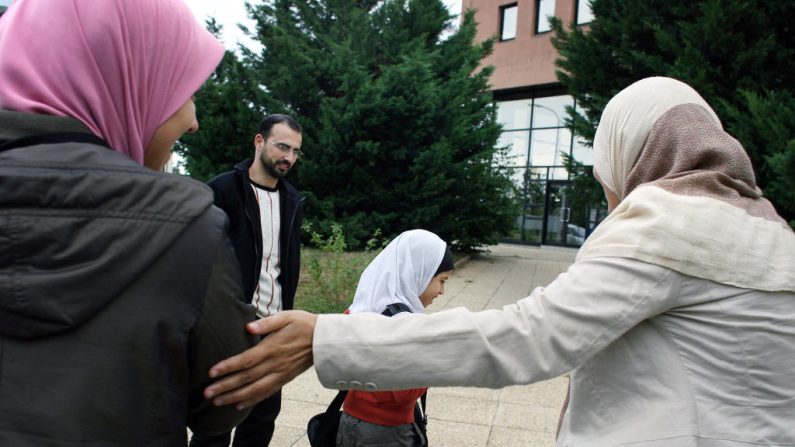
[186, 233, 259, 434]
[206, 175, 229, 215]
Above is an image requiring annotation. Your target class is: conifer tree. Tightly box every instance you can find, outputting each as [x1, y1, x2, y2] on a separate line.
[552, 0, 795, 226]
[237, 0, 517, 250]
[176, 20, 275, 181]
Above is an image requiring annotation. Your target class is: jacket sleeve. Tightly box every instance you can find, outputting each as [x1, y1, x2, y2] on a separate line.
[206, 175, 229, 215]
[313, 257, 678, 390]
[186, 233, 259, 434]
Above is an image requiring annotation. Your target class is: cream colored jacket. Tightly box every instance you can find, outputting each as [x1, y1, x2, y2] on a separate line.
[314, 257, 795, 446]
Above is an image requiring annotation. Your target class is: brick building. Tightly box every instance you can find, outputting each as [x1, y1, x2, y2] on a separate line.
[464, 0, 605, 247]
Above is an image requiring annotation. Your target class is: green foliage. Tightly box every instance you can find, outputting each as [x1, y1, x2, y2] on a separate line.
[241, 0, 518, 251]
[722, 90, 795, 229]
[296, 222, 379, 313]
[551, 0, 795, 223]
[174, 19, 276, 181]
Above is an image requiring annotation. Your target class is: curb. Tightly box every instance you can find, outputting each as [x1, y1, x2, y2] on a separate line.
[453, 253, 474, 269]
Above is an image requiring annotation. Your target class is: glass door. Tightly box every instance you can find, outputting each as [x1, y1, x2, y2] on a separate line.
[543, 181, 589, 247]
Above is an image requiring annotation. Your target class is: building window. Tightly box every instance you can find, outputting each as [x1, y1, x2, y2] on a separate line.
[495, 95, 603, 246]
[571, 102, 593, 165]
[575, 0, 594, 25]
[495, 95, 579, 184]
[500, 4, 518, 41]
[529, 96, 570, 179]
[496, 95, 578, 172]
[535, 0, 556, 34]
[495, 100, 531, 168]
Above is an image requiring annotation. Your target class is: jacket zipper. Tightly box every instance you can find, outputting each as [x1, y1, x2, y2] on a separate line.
[285, 195, 306, 252]
[242, 177, 260, 287]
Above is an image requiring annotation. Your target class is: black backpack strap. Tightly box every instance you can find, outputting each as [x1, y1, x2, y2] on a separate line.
[413, 391, 429, 446]
[416, 391, 427, 424]
[0, 132, 111, 153]
[326, 389, 348, 413]
[381, 302, 413, 317]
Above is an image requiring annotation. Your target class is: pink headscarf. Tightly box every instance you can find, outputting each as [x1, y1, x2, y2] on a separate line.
[0, 0, 224, 164]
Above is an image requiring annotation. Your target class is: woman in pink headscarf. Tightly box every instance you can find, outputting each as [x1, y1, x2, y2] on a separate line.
[0, 0, 257, 445]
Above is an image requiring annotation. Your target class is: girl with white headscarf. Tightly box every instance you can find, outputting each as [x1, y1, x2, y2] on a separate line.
[202, 78, 795, 446]
[338, 229, 454, 447]
[349, 229, 454, 315]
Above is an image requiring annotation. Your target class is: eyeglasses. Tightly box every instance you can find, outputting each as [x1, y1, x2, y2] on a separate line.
[264, 137, 303, 159]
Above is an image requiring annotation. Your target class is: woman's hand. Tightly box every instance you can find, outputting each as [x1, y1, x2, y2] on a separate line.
[204, 310, 318, 410]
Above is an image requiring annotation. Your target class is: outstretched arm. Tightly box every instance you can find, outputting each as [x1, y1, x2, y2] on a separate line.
[204, 310, 318, 409]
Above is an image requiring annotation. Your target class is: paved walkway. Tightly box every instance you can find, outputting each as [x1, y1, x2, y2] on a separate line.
[271, 244, 577, 447]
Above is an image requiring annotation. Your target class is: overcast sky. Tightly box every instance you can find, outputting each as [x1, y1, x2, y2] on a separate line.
[183, 0, 463, 51]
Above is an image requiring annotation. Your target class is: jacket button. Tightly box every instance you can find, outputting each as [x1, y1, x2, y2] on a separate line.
[364, 382, 378, 391]
[349, 380, 363, 390]
[335, 381, 348, 389]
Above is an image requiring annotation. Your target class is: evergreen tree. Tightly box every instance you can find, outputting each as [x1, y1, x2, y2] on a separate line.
[237, 0, 517, 250]
[723, 90, 795, 225]
[551, 0, 795, 226]
[176, 19, 276, 181]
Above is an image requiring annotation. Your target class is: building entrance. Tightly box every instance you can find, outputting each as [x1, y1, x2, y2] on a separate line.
[507, 178, 607, 248]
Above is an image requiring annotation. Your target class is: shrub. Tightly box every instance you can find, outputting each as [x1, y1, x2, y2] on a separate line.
[295, 223, 380, 313]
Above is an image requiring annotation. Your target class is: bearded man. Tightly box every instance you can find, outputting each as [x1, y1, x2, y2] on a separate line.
[190, 114, 305, 447]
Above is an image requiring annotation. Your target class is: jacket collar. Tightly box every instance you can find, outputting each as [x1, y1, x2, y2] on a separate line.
[0, 110, 93, 144]
[233, 157, 302, 201]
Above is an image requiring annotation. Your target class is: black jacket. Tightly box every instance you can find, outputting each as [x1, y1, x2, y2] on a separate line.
[207, 159, 304, 310]
[0, 110, 258, 446]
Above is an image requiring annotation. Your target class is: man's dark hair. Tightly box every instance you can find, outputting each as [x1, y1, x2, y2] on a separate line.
[257, 114, 302, 137]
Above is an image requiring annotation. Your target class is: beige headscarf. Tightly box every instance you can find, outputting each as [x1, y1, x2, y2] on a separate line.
[578, 77, 795, 292]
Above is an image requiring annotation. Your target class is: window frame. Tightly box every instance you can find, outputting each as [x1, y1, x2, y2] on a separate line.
[534, 0, 556, 35]
[574, 0, 594, 25]
[499, 3, 519, 42]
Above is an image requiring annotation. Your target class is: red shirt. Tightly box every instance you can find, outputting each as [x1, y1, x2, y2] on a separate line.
[340, 309, 427, 426]
[343, 387, 427, 426]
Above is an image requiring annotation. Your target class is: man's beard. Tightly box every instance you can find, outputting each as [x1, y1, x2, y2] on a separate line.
[260, 154, 291, 179]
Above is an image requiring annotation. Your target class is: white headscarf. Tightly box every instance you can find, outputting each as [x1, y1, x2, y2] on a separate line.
[592, 77, 720, 198]
[348, 230, 447, 315]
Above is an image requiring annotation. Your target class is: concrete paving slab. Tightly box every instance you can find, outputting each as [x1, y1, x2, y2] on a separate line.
[426, 393, 499, 425]
[492, 401, 560, 433]
[270, 425, 306, 447]
[278, 399, 327, 430]
[427, 419, 491, 447]
[443, 295, 491, 311]
[487, 426, 556, 447]
[432, 386, 501, 402]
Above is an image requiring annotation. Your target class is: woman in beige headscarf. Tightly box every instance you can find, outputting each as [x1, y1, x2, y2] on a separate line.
[203, 78, 795, 446]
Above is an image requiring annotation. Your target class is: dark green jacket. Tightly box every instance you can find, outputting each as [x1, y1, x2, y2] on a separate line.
[0, 110, 257, 446]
